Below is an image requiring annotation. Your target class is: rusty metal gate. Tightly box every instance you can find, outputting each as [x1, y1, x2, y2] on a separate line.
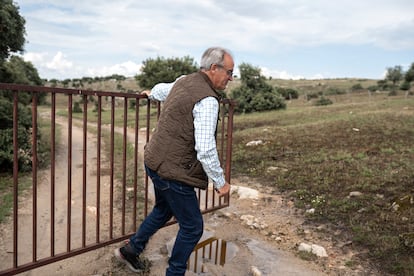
[0, 83, 235, 275]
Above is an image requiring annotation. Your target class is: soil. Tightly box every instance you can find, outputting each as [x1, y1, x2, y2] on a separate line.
[0, 115, 374, 276]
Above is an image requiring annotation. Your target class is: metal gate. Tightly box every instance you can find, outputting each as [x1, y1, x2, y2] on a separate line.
[0, 83, 235, 275]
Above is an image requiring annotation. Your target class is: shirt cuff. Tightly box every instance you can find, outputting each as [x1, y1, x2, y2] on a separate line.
[214, 178, 225, 190]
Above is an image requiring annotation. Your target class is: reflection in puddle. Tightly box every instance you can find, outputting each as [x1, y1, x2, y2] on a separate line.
[187, 236, 238, 274]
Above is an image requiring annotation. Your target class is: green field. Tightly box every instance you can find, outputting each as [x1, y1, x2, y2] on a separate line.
[231, 90, 414, 275]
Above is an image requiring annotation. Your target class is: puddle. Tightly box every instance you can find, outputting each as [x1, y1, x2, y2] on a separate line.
[187, 235, 238, 274]
[164, 231, 238, 274]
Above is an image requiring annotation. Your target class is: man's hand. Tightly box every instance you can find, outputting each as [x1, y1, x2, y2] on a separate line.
[140, 90, 151, 97]
[216, 182, 230, 195]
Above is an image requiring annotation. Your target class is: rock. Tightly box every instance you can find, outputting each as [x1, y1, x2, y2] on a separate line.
[250, 266, 262, 276]
[306, 208, 315, 214]
[298, 242, 328, 258]
[311, 244, 328, 258]
[349, 191, 363, 197]
[298, 242, 312, 252]
[246, 140, 264, 146]
[266, 166, 288, 173]
[232, 185, 260, 200]
[86, 205, 97, 215]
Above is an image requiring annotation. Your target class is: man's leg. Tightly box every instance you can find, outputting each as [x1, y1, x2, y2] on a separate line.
[115, 165, 173, 273]
[165, 181, 203, 276]
[129, 165, 174, 254]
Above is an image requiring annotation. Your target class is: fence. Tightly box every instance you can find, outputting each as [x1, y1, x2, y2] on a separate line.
[0, 83, 235, 275]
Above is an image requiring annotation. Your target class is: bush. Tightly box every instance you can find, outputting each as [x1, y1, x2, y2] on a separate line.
[315, 96, 333, 106]
[325, 87, 346, 95]
[367, 85, 378, 92]
[230, 63, 286, 113]
[73, 101, 82, 113]
[277, 87, 299, 100]
[400, 81, 410, 91]
[351, 83, 364, 91]
[306, 92, 321, 101]
[0, 97, 33, 172]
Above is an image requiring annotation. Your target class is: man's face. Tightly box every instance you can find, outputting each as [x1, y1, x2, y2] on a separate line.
[210, 53, 234, 90]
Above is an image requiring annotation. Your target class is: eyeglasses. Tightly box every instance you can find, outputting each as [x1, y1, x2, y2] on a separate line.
[216, 64, 233, 77]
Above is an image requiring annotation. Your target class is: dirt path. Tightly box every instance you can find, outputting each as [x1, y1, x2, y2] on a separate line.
[0, 116, 366, 276]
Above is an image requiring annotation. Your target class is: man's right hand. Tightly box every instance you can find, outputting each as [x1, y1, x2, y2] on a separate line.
[140, 90, 151, 97]
[216, 182, 230, 195]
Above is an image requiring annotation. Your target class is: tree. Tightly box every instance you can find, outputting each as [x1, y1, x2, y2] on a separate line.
[385, 65, 403, 88]
[230, 63, 285, 113]
[0, 0, 26, 61]
[1, 56, 45, 103]
[135, 56, 198, 89]
[0, 1, 45, 172]
[3, 56, 42, 84]
[405, 62, 414, 83]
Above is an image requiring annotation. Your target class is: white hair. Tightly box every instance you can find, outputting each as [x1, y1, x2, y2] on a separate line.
[200, 47, 233, 70]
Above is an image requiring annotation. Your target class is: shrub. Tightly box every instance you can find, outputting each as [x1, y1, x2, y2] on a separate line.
[277, 87, 299, 100]
[315, 96, 333, 106]
[400, 81, 410, 91]
[351, 83, 364, 91]
[73, 101, 82, 113]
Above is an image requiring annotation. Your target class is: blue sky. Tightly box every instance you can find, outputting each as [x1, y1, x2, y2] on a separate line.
[15, 0, 414, 80]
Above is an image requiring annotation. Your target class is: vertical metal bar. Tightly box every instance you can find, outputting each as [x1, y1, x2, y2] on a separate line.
[82, 94, 87, 247]
[32, 92, 38, 261]
[220, 239, 227, 266]
[208, 242, 213, 260]
[121, 98, 127, 235]
[214, 240, 219, 264]
[50, 92, 56, 256]
[67, 94, 73, 251]
[133, 98, 139, 230]
[193, 250, 198, 272]
[225, 102, 234, 182]
[109, 96, 115, 238]
[219, 103, 226, 164]
[204, 186, 208, 210]
[96, 96, 102, 243]
[201, 246, 206, 273]
[144, 100, 151, 216]
[13, 91, 18, 268]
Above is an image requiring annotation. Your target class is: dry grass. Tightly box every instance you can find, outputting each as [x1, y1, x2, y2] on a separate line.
[231, 91, 414, 275]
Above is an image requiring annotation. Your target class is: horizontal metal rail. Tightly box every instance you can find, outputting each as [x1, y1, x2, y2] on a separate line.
[0, 83, 235, 275]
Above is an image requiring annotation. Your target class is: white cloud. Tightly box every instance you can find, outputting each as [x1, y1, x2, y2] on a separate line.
[46, 52, 73, 71]
[86, 61, 142, 77]
[260, 67, 304, 80]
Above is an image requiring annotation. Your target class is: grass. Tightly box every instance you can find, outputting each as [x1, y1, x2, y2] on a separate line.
[0, 173, 33, 223]
[231, 91, 414, 275]
[0, 117, 53, 223]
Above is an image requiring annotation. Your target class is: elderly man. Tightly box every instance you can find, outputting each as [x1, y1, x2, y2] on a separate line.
[115, 46, 233, 276]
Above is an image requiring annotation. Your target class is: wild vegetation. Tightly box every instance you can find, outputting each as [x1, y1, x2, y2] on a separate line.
[231, 91, 414, 275]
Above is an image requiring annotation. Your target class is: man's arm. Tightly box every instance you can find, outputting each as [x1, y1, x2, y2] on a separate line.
[140, 75, 185, 102]
[193, 97, 230, 194]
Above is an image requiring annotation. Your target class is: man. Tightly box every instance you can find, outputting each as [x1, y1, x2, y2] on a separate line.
[114, 46, 233, 275]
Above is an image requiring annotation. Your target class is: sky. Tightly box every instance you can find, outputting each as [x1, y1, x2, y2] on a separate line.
[14, 0, 414, 80]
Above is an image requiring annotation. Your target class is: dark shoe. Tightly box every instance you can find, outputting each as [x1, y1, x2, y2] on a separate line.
[114, 244, 145, 273]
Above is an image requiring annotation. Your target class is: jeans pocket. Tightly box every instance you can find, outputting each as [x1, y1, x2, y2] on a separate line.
[145, 165, 170, 191]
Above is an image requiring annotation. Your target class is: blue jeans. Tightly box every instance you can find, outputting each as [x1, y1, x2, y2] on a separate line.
[129, 165, 204, 276]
